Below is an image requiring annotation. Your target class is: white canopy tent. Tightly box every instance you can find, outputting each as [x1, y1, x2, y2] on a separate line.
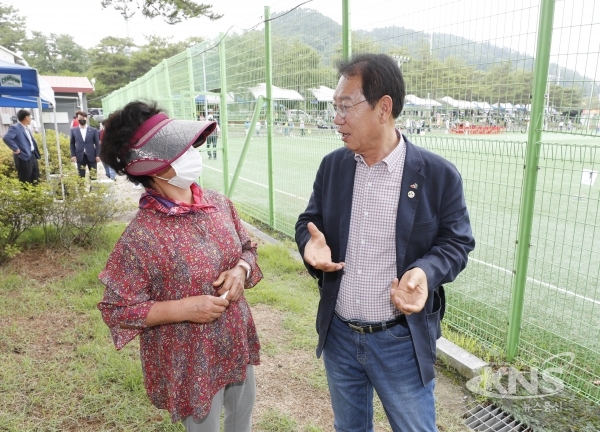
[491, 102, 516, 113]
[440, 96, 476, 109]
[248, 83, 304, 101]
[471, 101, 492, 111]
[309, 85, 334, 102]
[405, 94, 442, 108]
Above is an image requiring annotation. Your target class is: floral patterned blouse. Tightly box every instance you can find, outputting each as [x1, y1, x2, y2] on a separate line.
[97, 183, 262, 422]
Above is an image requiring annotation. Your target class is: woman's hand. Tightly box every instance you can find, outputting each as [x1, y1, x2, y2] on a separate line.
[180, 295, 229, 323]
[212, 264, 247, 302]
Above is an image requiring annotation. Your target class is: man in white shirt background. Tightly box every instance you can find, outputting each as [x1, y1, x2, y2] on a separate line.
[70, 111, 100, 178]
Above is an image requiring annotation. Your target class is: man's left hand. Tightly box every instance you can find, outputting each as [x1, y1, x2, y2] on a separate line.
[390, 267, 428, 315]
[95, 157, 101, 162]
[212, 265, 246, 302]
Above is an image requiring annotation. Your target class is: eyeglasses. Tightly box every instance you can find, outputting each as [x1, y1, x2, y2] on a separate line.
[333, 99, 368, 119]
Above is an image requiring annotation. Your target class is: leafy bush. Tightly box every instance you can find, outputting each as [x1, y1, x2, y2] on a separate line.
[43, 175, 120, 249]
[0, 175, 53, 262]
[33, 129, 77, 177]
[0, 143, 17, 179]
[0, 172, 121, 262]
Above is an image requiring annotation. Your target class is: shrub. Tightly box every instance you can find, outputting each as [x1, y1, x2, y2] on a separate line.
[0, 172, 122, 261]
[0, 175, 53, 262]
[33, 129, 77, 177]
[0, 143, 17, 179]
[44, 175, 120, 249]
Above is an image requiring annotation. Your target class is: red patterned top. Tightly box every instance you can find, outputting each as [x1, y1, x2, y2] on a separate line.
[97, 183, 262, 422]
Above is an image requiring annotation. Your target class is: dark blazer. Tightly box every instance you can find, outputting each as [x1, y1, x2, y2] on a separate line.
[70, 126, 100, 162]
[2, 123, 41, 161]
[295, 135, 475, 386]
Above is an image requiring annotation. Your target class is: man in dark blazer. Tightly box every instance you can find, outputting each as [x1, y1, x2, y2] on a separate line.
[295, 54, 475, 432]
[2, 109, 41, 183]
[70, 110, 100, 178]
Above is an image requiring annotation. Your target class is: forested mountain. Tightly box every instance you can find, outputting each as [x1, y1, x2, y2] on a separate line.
[271, 7, 595, 103]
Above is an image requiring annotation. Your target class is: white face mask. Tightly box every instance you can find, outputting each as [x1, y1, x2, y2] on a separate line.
[156, 147, 203, 189]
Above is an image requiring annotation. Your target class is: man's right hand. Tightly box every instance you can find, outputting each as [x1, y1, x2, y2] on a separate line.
[71, 156, 77, 162]
[180, 295, 229, 323]
[303, 222, 345, 272]
[13, 149, 20, 155]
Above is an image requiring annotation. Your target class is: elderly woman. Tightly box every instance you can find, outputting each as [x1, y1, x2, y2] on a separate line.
[97, 100, 262, 432]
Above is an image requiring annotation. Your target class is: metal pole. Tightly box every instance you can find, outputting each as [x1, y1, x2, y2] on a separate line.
[53, 105, 65, 200]
[37, 97, 50, 181]
[228, 96, 264, 198]
[265, 6, 275, 227]
[202, 52, 209, 119]
[586, 83, 594, 133]
[507, 0, 556, 361]
[162, 60, 174, 116]
[342, 0, 351, 60]
[219, 39, 230, 194]
[186, 48, 197, 120]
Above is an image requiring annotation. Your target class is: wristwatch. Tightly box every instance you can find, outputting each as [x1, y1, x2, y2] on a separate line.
[237, 261, 251, 281]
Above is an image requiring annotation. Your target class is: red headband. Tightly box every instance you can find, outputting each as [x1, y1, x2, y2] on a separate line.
[129, 113, 171, 148]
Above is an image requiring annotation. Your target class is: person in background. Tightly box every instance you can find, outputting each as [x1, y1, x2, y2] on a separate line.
[98, 100, 262, 432]
[70, 111, 100, 179]
[71, 115, 79, 128]
[300, 118, 305, 136]
[255, 119, 261, 137]
[99, 121, 116, 181]
[29, 116, 39, 134]
[2, 109, 41, 183]
[244, 117, 250, 137]
[295, 53, 474, 432]
[206, 114, 220, 160]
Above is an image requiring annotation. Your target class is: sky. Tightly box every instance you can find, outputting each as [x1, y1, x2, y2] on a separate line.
[4, 0, 600, 84]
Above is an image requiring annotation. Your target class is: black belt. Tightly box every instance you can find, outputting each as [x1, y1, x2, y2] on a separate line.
[336, 313, 407, 334]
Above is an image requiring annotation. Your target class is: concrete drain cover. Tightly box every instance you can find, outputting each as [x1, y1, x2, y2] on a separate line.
[464, 403, 532, 431]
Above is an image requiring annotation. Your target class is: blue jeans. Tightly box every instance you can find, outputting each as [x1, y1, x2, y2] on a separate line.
[104, 164, 116, 180]
[323, 315, 437, 432]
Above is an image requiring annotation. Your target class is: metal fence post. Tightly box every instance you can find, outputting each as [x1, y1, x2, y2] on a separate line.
[161, 59, 174, 116]
[228, 95, 264, 198]
[342, 0, 351, 60]
[507, 0, 556, 361]
[265, 6, 275, 228]
[219, 40, 230, 194]
[186, 48, 197, 120]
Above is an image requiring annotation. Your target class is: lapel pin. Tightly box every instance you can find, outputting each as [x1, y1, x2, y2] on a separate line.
[408, 191, 415, 198]
[410, 183, 418, 189]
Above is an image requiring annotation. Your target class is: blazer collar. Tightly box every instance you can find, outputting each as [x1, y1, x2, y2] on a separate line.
[401, 134, 425, 174]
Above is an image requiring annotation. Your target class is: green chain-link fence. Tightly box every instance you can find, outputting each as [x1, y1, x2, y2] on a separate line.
[103, 0, 600, 403]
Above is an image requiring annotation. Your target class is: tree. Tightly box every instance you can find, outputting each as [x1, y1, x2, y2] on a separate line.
[0, 2, 27, 53]
[100, 0, 222, 24]
[22, 32, 90, 75]
[87, 36, 136, 103]
[129, 35, 203, 80]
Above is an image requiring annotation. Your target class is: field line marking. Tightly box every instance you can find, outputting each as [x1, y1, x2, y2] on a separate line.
[203, 165, 309, 202]
[471, 258, 600, 306]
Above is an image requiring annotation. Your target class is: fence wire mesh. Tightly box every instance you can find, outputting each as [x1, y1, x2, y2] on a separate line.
[102, 0, 600, 403]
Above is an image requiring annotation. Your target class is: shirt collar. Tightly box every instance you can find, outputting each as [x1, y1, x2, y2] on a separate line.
[139, 182, 217, 216]
[354, 129, 406, 173]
